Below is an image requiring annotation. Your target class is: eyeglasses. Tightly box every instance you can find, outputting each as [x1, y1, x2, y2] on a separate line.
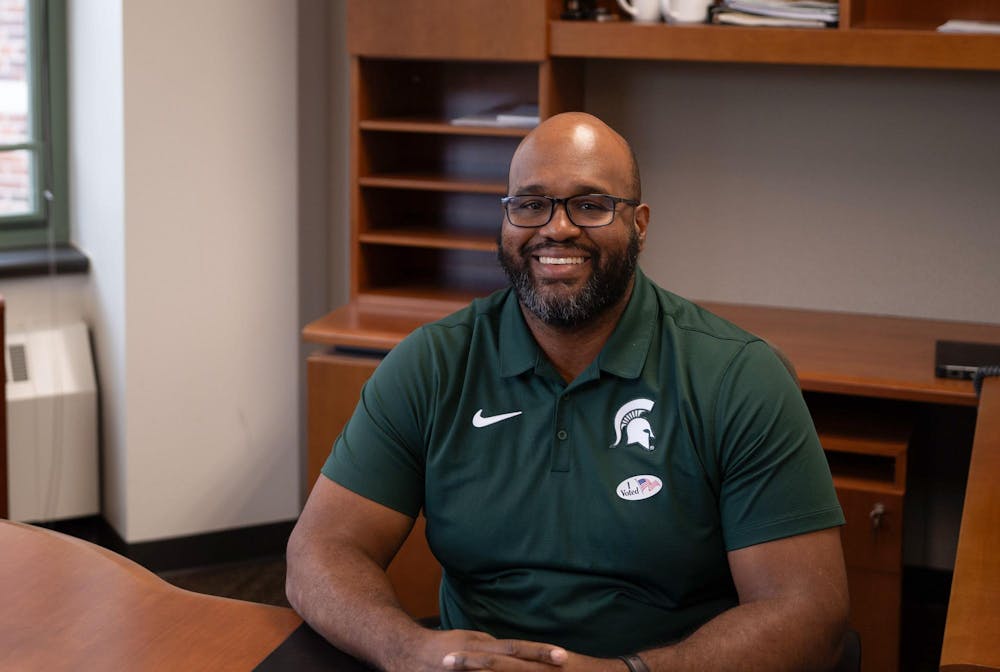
[500, 194, 640, 229]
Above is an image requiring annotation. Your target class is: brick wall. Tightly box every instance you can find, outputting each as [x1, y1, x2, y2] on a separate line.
[0, 0, 31, 215]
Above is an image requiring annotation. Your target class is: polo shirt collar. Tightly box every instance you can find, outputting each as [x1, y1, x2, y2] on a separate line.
[596, 268, 657, 379]
[499, 289, 540, 377]
[497, 269, 657, 380]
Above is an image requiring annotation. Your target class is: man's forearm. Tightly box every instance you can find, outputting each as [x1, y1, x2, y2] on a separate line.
[637, 596, 846, 672]
[285, 537, 427, 672]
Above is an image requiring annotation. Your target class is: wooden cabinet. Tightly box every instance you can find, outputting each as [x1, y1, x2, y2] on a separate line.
[306, 353, 440, 620]
[809, 394, 911, 672]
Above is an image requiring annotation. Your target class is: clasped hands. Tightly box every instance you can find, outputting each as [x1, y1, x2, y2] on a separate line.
[415, 628, 626, 672]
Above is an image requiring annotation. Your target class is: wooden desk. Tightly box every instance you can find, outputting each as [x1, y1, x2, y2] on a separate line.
[305, 301, 1000, 672]
[305, 301, 1000, 406]
[940, 376, 1000, 672]
[0, 520, 303, 671]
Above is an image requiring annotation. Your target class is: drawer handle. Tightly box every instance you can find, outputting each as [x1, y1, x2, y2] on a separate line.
[869, 502, 886, 531]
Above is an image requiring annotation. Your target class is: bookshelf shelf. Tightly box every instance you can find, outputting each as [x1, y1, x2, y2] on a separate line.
[549, 20, 1000, 71]
[358, 229, 497, 253]
[358, 174, 507, 194]
[360, 118, 531, 138]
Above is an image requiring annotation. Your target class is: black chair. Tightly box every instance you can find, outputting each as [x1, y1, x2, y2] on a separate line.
[833, 628, 862, 672]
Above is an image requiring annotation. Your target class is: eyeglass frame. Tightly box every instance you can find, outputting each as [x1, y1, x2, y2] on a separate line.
[500, 193, 641, 229]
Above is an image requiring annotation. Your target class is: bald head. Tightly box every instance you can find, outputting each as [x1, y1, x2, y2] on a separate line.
[508, 112, 641, 201]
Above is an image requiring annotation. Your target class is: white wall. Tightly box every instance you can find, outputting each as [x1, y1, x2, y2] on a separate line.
[587, 61, 1000, 325]
[66, 0, 128, 533]
[117, 0, 300, 542]
[38, 0, 301, 544]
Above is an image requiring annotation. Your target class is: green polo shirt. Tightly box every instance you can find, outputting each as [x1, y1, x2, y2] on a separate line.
[323, 269, 843, 658]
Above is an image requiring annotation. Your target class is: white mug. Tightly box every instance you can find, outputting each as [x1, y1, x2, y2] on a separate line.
[617, 0, 662, 23]
[661, 0, 713, 23]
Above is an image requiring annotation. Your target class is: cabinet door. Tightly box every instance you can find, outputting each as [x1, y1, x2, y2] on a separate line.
[845, 567, 901, 672]
[347, 0, 550, 61]
[837, 486, 904, 672]
[306, 352, 442, 619]
[306, 353, 379, 489]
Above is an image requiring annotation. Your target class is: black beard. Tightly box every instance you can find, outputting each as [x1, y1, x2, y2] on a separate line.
[497, 227, 640, 329]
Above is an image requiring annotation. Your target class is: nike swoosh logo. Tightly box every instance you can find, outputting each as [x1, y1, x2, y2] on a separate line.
[472, 409, 523, 428]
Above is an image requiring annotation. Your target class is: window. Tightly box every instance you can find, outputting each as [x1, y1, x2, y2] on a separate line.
[0, 0, 67, 249]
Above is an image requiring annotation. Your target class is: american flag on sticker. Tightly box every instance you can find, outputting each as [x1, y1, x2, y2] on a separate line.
[637, 477, 660, 493]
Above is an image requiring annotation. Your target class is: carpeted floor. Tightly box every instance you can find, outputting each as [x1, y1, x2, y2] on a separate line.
[158, 555, 290, 607]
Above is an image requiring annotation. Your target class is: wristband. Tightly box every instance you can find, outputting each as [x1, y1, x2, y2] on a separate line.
[617, 654, 651, 672]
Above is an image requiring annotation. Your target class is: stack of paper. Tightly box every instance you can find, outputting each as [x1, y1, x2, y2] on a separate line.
[937, 19, 1000, 35]
[450, 104, 539, 128]
[712, 0, 838, 28]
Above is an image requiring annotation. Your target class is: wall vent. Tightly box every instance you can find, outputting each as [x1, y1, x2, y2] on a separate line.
[7, 342, 29, 383]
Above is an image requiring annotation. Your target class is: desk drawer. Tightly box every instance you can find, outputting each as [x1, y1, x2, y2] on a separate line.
[836, 486, 903, 573]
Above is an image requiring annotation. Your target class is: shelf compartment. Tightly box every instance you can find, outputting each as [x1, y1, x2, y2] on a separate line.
[357, 59, 539, 123]
[549, 20, 1000, 71]
[357, 244, 507, 307]
[808, 392, 912, 490]
[360, 131, 517, 187]
[359, 118, 531, 138]
[359, 229, 496, 253]
[358, 189, 502, 244]
[848, 0, 1000, 30]
[359, 174, 507, 194]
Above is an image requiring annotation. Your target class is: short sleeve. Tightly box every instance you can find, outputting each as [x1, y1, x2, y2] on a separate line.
[714, 340, 844, 551]
[320, 329, 434, 518]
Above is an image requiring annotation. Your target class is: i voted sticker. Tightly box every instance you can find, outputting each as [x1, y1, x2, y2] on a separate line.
[616, 475, 662, 501]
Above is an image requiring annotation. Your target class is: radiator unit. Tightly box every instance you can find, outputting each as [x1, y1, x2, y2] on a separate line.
[5, 322, 98, 522]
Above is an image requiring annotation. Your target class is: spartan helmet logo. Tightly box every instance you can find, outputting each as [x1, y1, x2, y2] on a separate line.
[611, 398, 656, 451]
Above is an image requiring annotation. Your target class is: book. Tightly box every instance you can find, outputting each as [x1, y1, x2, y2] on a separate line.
[711, 9, 828, 27]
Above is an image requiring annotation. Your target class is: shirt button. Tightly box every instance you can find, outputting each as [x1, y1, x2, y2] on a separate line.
[557, 430, 568, 440]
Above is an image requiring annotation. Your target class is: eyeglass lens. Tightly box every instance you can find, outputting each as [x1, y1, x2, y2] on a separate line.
[506, 195, 618, 228]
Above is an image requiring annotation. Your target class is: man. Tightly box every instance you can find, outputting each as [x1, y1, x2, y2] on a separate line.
[287, 112, 849, 672]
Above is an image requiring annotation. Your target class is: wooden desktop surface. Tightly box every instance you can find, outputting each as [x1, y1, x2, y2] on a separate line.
[939, 376, 1000, 672]
[0, 520, 303, 671]
[305, 299, 1000, 406]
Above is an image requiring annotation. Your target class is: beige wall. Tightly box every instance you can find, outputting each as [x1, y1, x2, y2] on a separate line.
[61, 0, 302, 543]
[587, 61, 1000, 325]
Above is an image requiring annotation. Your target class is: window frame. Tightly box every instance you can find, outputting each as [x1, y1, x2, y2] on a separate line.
[0, 0, 69, 249]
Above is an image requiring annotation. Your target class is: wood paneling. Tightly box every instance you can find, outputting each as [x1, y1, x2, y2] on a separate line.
[940, 377, 1000, 672]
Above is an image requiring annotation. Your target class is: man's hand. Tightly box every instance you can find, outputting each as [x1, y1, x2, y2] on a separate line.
[416, 629, 624, 672]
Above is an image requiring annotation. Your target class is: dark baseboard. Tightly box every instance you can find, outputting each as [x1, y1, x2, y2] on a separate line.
[33, 516, 297, 573]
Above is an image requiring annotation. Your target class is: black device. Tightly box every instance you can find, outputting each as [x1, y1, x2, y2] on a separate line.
[562, 0, 614, 20]
[934, 339, 1000, 379]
